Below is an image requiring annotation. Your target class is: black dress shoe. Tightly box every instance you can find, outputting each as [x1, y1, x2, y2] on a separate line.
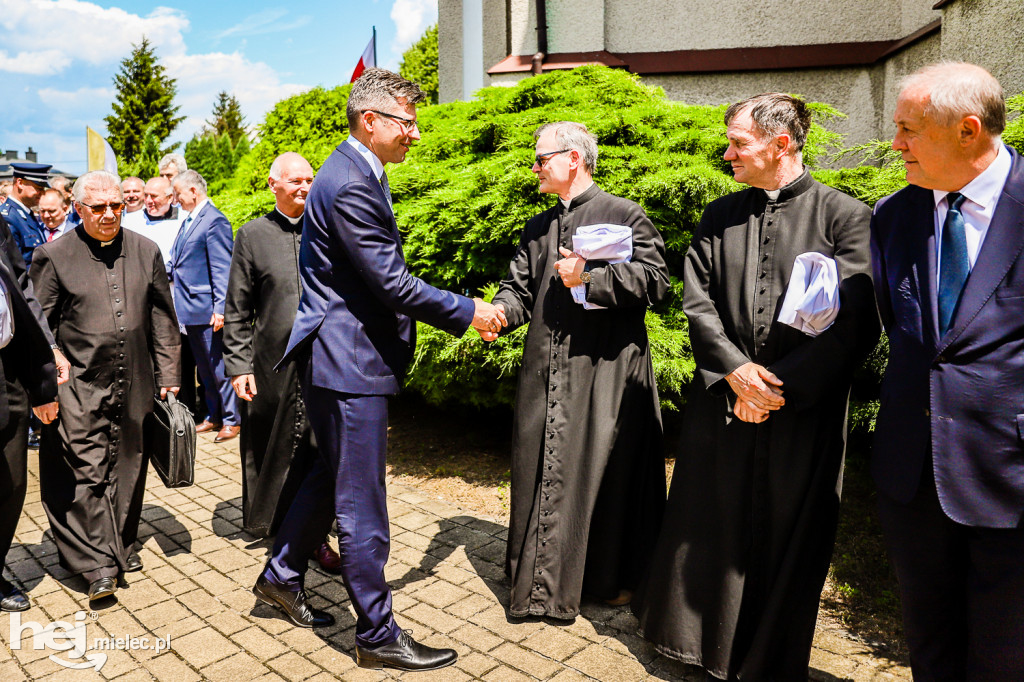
[124, 552, 143, 573]
[252, 574, 334, 628]
[88, 577, 117, 601]
[356, 629, 458, 671]
[27, 431, 40, 449]
[0, 578, 29, 612]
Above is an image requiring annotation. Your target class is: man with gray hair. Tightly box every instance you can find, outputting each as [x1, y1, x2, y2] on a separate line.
[158, 153, 187, 184]
[170, 170, 238, 443]
[871, 62, 1024, 680]
[489, 121, 670, 621]
[633, 93, 878, 679]
[31, 170, 180, 602]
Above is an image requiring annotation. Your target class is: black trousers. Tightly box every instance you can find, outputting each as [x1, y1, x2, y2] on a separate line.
[878, 466, 1024, 681]
[0, 381, 29, 570]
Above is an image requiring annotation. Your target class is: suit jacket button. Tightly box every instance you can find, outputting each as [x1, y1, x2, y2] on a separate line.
[923, 408, 930, 417]
[936, 355, 946, 363]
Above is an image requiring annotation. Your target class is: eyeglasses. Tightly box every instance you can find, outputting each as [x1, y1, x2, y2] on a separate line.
[534, 149, 570, 167]
[367, 109, 419, 133]
[80, 202, 124, 216]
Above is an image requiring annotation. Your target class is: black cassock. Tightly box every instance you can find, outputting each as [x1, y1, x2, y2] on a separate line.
[31, 227, 180, 580]
[223, 211, 314, 537]
[632, 172, 879, 680]
[493, 184, 670, 619]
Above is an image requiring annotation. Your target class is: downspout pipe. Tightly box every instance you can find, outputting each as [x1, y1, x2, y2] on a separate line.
[532, 0, 548, 74]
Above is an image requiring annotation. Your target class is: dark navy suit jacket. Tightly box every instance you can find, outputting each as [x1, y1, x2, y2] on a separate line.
[871, 146, 1024, 528]
[170, 201, 234, 326]
[280, 140, 475, 395]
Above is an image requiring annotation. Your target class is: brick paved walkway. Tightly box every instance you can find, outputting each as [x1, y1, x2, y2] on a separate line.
[1, 433, 911, 681]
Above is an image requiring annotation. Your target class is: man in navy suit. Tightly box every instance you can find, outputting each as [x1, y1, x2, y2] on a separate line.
[872, 62, 1024, 680]
[169, 170, 239, 443]
[252, 68, 505, 672]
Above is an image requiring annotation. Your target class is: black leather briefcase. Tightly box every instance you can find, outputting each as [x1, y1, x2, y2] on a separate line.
[145, 392, 197, 488]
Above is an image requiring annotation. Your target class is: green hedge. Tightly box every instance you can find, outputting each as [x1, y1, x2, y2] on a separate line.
[211, 65, 1024, 422]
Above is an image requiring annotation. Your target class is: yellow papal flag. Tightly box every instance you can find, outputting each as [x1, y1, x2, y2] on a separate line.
[86, 127, 119, 175]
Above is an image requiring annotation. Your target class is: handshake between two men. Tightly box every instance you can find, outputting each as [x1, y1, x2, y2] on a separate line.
[470, 245, 589, 342]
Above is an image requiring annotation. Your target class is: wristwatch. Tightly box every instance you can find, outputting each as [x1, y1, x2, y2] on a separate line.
[578, 271, 592, 284]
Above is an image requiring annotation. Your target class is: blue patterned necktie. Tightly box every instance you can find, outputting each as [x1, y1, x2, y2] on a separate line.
[171, 214, 192, 263]
[938, 192, 968, 334]
[379, 171, 392, 208]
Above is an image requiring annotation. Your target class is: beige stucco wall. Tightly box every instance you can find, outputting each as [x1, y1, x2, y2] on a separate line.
[939, 0, 1024, 99]
[438, 0, 464, 104]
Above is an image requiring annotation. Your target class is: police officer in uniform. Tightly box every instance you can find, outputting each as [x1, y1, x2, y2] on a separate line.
[0, 163, 52, 267]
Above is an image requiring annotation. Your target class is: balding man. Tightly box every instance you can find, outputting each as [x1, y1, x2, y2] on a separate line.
[37, 190, 73, 243]
[872, 62, 1024, 680]
[121, 177, 144, 214]
[121, 177, 181, 271]
[223, 152, 341, 572]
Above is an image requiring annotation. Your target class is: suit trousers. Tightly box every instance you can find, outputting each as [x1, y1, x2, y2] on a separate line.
[264, 370, 401, 648]
[185, 325, 238, 427]
[0, 381, 28, 569]
[878, 464, 1024, 681]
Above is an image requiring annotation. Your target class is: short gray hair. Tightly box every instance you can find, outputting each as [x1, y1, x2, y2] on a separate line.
[72, 170, 122, 203]
[900, 62, 1005, 135]
[172, 169, 207, 196]
[534, 121, 599, 174]
[269, 152, 312, 181]
[346, 68, 426, 129]
[725, 93, 812, 153]
[158, 153, 188, 174]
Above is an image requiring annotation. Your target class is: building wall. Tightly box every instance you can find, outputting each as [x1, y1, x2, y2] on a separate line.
[939, 0, 1024, 99]
[439, 0, 1016, 150]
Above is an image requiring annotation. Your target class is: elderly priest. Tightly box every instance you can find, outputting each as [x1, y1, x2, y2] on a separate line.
[31, 171, 180, 602]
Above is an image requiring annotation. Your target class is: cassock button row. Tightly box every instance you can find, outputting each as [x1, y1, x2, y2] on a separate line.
[758, 306, 765, 313]
[761, 255, 768, 262]
[760, 287, 766, 294]
[119, 327, 125, 332]
[112, 285, 118, 290]
[115, 298, 121, 303]
[760, 271, 766, 279]
[758, 325, 766, 335]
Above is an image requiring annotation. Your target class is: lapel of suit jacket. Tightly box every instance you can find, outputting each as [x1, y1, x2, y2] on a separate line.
[939, 148, 1024, 351]
[174, 202, 208, 264]
[895, 186, 941, 345]
[339, 143, 398, 233]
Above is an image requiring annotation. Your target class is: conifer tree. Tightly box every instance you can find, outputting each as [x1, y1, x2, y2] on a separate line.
[104, 37, 184, 164]
[400, 25, 438, 105]
[206, 92, 248, 145]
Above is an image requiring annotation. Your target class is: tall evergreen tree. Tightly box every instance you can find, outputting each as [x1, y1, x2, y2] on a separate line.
[105, 37, 184, 164]
[400, 25, 438, 105]
[206, 91, 248, 145]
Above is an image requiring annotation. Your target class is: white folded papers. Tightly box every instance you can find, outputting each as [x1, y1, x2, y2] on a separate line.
[777, 252, 840, 337]
[570, 224, 633, 310]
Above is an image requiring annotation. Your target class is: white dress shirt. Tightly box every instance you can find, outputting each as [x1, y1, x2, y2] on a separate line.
[933, 144, 1012, 284]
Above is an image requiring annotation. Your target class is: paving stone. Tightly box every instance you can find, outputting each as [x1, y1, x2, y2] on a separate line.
[490, 642, 561, 678]
[172, 627, 240, 668]
[412, 581, 471, 609]
[144, 651, 201, 681]
[469, 606, 543, 643]
[405, 602, 465, 634]
[522, 627, 589, 660]
[455, 650, 500, 677]
[565, 644, 650, 682]
[202, 651, 271, 679]
[449, 622, 504, 653]
[481, 664, 535, 682]
[267, 651, 322, 680]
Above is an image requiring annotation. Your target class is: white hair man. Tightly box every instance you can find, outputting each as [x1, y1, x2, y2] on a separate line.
[169, 170, 239, 442]
[871, 62, 1024, 680]
[488, 121, 670, 622]
[31, 170, 180, 602]
[121, 177, 180, 272]
[158, 153, 187, 184]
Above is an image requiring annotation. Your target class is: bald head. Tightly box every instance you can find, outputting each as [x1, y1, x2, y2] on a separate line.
[143, 177, 173, 217]
[268, 152, 314, 218]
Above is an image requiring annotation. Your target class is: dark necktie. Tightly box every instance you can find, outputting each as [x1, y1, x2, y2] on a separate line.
[938, 192, 968, 334]
[171, 214, 192, 263]
[380, 172, 392, 208]
[47, 227, 58, 242]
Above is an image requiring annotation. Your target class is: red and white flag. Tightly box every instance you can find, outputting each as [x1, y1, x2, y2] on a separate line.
[350, 33, 376, 82]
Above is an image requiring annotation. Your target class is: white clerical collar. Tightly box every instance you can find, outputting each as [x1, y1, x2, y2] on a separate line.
[765, 189, 781, 201]
[345, 136, 385, 181]
[275, 208, 303, 225]
[931, 144, 1012, 210]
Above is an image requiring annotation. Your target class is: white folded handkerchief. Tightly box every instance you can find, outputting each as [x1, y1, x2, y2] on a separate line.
[570, 224, 633, 310]
[777, 252, 840, 337]
[0, 276, 12, 349]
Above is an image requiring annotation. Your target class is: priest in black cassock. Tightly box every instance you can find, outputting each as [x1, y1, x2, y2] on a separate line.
[632, 94, 879, 679]
[489, 121, 669, 620]
[31, 171, 181, 602]
[223, 152, 341, 573]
